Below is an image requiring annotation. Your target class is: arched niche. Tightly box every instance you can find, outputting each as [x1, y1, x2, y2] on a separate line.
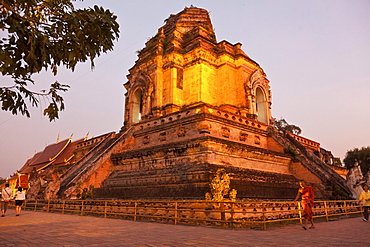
[255, 87, 268, 124]
[131, 88, 143, 124]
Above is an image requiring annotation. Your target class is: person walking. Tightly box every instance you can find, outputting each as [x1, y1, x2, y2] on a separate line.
[1, 183, 13, 217]
[14, 187, 26, 216]
[359, 184, 370, 222]
[294, 180, 315, 230]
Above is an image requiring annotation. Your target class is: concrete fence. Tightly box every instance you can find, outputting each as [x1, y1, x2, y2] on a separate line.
[12, 199, 363, 230]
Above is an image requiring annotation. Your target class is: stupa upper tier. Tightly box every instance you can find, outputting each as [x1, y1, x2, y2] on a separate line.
[124, 7, 272, 127]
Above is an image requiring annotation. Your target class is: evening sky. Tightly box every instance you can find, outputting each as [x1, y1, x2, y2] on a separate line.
[1, 0, 369, 178]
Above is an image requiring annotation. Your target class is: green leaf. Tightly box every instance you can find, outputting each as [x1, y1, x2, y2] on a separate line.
[0, 0, 120, 121]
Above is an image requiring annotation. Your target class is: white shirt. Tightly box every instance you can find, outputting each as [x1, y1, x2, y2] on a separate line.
[1, 188, 13, 201]
[15, 191, 26, 200]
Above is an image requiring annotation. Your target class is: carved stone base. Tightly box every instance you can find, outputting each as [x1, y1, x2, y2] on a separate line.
[95, 134, 298, 199]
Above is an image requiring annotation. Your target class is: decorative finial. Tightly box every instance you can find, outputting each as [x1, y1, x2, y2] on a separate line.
[84, 132, 90, 141]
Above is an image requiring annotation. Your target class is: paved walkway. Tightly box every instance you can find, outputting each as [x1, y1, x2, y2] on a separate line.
[0, 209, 368, 246]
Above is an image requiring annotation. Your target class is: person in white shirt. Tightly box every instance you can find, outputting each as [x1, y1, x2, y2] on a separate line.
[14, 187, 26, 216]
[1, 183, 13, 217]
[359, 184, 370, 222]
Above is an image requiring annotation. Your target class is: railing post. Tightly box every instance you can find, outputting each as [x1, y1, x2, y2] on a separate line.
[230, 202, 235, 229]
[81, 200, 84, 216]
[134, 201, 137, 221]
[297, 202, 302, 225]
[104, 200, 108, 218]
[220, 202, 226, 227]
[34, 200, 38, 211]
[174, 202, 178, 225]
[344, 201, 348, 218]
[47, 200, 50, 213]
[324, 201, 329, 221]
[262, 203, 267, 230]
[62, 200, 65, 214]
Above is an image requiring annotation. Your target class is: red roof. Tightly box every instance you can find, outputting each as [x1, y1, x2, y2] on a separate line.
[18, 152, 42, 173]
[18, 138, 81, 173]
[53, 138, 84, 167]
[31, 139, 70, 165]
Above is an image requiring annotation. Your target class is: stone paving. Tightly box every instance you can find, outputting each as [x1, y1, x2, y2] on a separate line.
[0, 208, 368, 246]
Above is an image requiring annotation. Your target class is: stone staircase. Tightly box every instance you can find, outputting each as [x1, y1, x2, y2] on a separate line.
[268, 127, 351, 197]
[57, 128, 132, 198]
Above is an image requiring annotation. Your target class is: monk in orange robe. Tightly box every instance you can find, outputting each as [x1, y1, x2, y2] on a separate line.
[294, 180, 315, 230]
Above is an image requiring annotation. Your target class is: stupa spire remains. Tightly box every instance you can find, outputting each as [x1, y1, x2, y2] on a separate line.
[123, 6, 271, 129]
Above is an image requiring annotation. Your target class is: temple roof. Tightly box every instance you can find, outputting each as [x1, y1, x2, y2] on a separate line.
[18, 137, 83, 174]
[52, 138, 83, 167]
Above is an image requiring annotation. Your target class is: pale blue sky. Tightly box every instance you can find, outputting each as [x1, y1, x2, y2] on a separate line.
[1, 0, 370, 178]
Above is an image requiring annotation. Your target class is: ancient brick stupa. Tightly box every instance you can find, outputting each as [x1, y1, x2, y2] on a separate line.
[53, 7, 350, 200]
[88, 7, 349, 200]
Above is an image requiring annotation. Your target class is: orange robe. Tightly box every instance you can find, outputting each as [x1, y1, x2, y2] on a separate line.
[299, 186, 314, 219]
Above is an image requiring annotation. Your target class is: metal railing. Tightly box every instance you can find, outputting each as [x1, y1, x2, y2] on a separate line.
[11, 199, 363, 230]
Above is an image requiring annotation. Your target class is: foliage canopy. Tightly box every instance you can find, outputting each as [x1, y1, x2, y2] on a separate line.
[274, 118, 302, 135]
[0, 0, 119, 121]
[343, 146, 370, 175]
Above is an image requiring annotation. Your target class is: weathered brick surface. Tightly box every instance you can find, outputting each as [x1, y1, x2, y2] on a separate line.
[95, 7, 349, 200]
